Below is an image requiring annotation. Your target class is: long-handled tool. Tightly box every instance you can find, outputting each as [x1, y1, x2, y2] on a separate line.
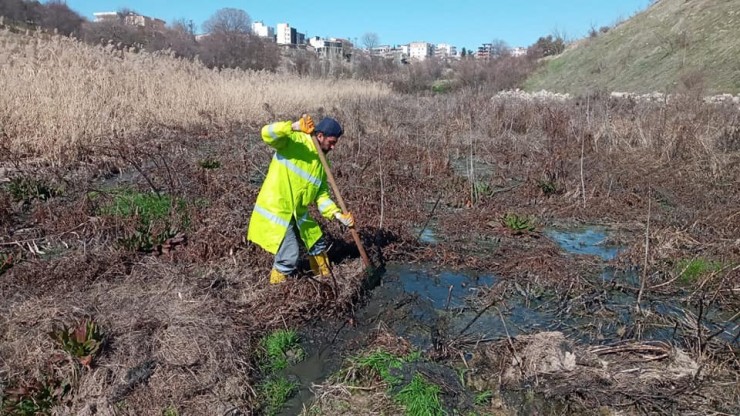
[310, 135, 372, 270]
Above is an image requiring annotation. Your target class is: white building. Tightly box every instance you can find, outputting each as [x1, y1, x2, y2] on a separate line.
[93, 12, 118, 22]
[276, 23, 292, 45]
[408, 42, 432, 60]
[511, 46, 527, 57]
[252, 21, 274, 39]
[309, 36, 345, 59]
[435, 43, 457, 58]
[93, 11, 165, 31]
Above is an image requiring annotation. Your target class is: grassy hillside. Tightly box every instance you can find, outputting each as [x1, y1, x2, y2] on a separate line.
[524, 0, 740, 95]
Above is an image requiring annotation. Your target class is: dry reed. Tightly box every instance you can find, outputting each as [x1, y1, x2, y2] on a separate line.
[0, 28, 389, 160]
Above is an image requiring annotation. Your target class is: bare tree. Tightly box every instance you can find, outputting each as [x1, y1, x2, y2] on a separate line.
[489, 39, 510, 58]
[361, 32, 379, 51]
[171, 18, 195, 36]
[40, 0, 84, 36]
[202, 8, 251, 35]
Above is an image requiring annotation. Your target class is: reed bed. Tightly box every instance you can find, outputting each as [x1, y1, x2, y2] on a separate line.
[0, 28, 389, 160]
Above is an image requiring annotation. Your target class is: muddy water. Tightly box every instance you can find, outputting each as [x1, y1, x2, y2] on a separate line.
[279, 226, 738, 415]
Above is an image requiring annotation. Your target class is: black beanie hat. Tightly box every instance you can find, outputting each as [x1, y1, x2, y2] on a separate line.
[315, 117, 343, 138]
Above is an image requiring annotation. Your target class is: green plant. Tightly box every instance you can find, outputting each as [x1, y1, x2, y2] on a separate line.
[260, 329, 303, 371]
[394, 373, 443, 416]
[0, 252, 14, 275]
[501, 213, 536, 234]
[472, 181, 492, 202]
[431, 79, 454, 94]
[198, 158, 221, 170]
[354, 350, 406, 386]
[49, 319, 104, 367]
[537, 179, 558, 195]
[1, 376, 70, 416]
[475, 390, 493, 406]
[162, 405, 179, 416]
[7, 177, 59, 203]
[92, 188, 189, 252]
[260, 376, 298, 416]
[675, 258, 723, 285]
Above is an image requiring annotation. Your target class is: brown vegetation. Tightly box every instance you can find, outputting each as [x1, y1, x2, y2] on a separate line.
[0, 30, 738, 415]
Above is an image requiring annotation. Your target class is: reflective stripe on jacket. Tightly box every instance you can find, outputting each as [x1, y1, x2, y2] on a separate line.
[247, 121, 341, 254]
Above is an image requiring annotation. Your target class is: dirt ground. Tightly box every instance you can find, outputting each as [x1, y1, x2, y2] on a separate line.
[1, 92, 738, 414]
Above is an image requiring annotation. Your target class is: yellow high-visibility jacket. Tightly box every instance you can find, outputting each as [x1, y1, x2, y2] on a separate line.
[247, 121, 341, 254]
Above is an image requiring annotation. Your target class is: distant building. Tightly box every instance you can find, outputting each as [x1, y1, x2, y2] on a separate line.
[276, 23, 304, 46]
[309, 36, 347, 59]
[93, 11, 165, 32]
[252, 21, 274, 39]
[408, 41, 433, 60]
[371, 45, 392, 56]
[511, 47, 527, 57]
[435, 43, 457, 59]
[476, 43, 492, 60]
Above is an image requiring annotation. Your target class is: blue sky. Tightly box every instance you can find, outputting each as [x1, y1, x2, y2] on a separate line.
[64, 0, 651, 49]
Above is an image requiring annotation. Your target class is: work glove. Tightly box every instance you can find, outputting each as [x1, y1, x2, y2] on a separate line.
[291, 114, 314, 134]
[334, 212, 354, 227]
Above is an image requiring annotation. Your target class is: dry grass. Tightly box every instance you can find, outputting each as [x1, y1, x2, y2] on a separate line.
[0, 27, 389, 160]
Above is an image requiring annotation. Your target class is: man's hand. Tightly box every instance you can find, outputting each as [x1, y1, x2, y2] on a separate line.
[291, 114, 314, 134]
[335, 212, 354, 227]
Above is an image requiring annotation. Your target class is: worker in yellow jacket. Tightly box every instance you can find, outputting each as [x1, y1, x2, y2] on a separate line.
[247, 115, 354, 284]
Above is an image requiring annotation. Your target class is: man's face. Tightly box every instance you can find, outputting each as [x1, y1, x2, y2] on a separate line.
[317, 133, 339, 153]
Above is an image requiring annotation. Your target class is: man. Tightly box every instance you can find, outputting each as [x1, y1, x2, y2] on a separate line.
[247, 115, 354, 284]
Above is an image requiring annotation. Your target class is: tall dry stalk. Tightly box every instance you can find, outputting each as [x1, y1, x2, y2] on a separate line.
[636, 187, 652, 315]
[0, 29, 389, 160]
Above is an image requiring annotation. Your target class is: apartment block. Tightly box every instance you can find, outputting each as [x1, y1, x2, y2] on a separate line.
[276, 23, 304, 46]
[435, 43, 457, 58]
[251, 21, 274, 39]
[408, 41, 432, 60]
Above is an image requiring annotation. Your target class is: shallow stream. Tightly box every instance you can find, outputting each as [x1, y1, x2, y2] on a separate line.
[279, 226, 738, 415]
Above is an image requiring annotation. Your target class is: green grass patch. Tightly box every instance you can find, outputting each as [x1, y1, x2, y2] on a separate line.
[90, 188, 189, 252]
[353, 350, 421, 387]
[501, 213, 536, 234]
[260, 329, 303, 371]
[431, 79, 454, 94]
[259, 376, 299, 416]
[675, 258, 724, 285]
[256, 330, 304, 415]
[198, 158, 221, 170]
[394, 373, 444, 416]
[161, 405, 179, 416]
[524, 0, 740, 94]
[475, 390, 494, 406]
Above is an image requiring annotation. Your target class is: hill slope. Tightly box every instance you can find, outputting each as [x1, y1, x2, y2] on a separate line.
[524, 0, 740, 95]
